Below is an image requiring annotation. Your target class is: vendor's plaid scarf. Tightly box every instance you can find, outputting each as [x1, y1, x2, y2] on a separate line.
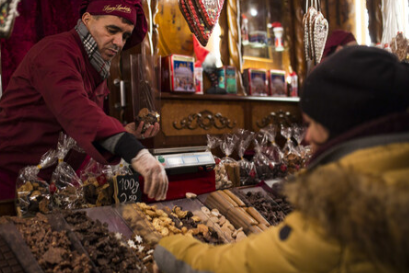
[75, 20, 111, 80]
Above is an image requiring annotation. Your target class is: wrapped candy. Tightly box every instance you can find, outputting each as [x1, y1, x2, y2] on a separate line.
[16, 149, 58, 217]
[281, 126, 302, 175]
[281, 126, 298, 156]
[81, 158, 114, 206]
[51, 133, 84, 210]
[292, 125, 306, 155]
[206, 134, 221, 163]
[235, 129, 257, 186]
[292, 124, 313, 168]
[219, 134, 238, 164]
[260, 124, 284, 163]
[219, 134, 240, 188]
[252, 139, 271, 181]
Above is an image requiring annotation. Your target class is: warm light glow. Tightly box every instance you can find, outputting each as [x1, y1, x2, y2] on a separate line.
[250, 8, 258, 17]
[355, 0, 371, 45]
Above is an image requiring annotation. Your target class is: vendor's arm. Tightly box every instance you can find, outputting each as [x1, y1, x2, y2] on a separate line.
[154, 212, 341, 273]
[98, 132, 168, 200]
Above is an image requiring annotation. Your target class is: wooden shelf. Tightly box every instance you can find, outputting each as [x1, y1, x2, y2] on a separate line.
[159, 93, 300, 103]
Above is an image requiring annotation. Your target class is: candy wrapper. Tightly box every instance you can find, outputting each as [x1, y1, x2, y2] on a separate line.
[219, 134, 240, 188]
[292, 124, 311, 168]
[16, 149, 58, 217]
[111, 160, 133, 176]
[51, 133, 84, 210]
[281, 126, 302, 175]
[219, 134, 238, 164]
[206, 134, 221, 162]
[292, 124, 306, 155]
[253, 139, 273, 180]
[256, 133, 287, 179]
[214, 164, 232, 190]
[260, 124, 284, 163]
[81, 158, 115, 207]
[235, 129, 257, 186]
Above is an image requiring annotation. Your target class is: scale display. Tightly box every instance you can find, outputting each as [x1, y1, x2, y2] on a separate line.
[155, 151, 215, 170]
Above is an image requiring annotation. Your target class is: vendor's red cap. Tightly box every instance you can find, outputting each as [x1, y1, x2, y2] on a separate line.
[80, 0, 147, 50]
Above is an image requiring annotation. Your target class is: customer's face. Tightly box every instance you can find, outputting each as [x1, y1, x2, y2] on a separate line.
[303, 113, 329, 153]
[82, 13, 134, 61]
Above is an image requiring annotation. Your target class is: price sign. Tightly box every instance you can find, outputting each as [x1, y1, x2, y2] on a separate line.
[113, 174, 142, 204]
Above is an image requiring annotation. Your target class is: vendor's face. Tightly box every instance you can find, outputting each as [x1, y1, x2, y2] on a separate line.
[82, 13, 134, 61]
[303, 113, 329, 153]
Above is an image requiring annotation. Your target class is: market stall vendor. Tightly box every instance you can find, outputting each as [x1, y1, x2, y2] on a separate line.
[0, 0, 168, 201]
[154, 46, 409, 273]
[322, 29, 357, 59]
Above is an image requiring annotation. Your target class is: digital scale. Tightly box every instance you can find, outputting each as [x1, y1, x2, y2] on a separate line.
[151, 146, 215, 175]
[138, 146, 216, 202]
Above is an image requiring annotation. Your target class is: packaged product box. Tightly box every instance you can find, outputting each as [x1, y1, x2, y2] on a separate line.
[268, 69, 287, 97]
[161, 54, 196, 93]
[194, 66, 204, 94]
[218, 66, 237, 94]
[243, 68, 268, 96]
[286, 69, 299, 97]
[249, 30, 268, 45]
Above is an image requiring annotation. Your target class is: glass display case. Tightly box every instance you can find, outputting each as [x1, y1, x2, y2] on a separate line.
[241, 0, 290, 71]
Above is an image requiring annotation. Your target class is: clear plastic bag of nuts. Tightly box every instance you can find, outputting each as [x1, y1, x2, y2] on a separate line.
[16, 149, 58, 217]
[219, 134, 240, 188]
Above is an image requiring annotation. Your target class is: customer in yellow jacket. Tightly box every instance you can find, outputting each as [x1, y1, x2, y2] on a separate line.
[153, 46, 409, 273]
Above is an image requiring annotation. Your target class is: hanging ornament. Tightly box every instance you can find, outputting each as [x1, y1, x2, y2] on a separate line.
[0, 0, 21, 38]
[313, 13, 328, 64]
[303, 0, 328, 65]
[179, 0, 225, 46]
[381, 0, 409, 62]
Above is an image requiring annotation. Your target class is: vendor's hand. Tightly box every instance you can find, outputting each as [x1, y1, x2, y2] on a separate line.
[125, 122, 160, 140]
[131, 149, 168, 200]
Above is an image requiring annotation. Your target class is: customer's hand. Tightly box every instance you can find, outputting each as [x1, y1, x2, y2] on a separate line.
[131, 149, 168, 200]
[125, 122, 160, 140]
[153, 261, 161, 273]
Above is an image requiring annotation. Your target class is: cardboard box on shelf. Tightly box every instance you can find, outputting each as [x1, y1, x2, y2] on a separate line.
[161, 54, 196, 93]
[268, 69, 287, 97]
[218, 66, 237, 94]
[243, 68, 268, 96]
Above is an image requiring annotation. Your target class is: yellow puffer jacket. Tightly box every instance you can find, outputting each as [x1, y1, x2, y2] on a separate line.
[154, 138, 409, 273]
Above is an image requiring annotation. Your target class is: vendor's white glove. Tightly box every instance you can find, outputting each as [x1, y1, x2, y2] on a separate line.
[131, 149, 168, 200]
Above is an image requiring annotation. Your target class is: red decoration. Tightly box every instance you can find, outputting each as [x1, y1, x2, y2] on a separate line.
[280, 164, 287, 172]
[49, 182, 56, 194]
[96, 174, 107, 186]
